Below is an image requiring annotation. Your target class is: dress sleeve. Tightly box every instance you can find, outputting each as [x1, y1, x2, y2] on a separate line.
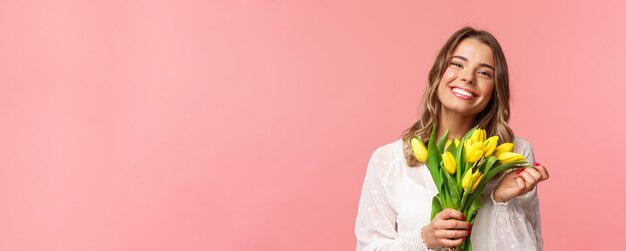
[472, 138, 544, 251]
[355, 147, 434, 251]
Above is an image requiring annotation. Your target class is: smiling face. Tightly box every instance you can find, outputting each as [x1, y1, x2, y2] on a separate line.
[436, 38, 496, 118]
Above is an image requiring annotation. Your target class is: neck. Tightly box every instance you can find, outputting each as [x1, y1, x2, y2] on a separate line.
[436, 110, 476, 141]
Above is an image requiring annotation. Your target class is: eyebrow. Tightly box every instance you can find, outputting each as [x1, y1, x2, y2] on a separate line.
[451, 55, 495, 71]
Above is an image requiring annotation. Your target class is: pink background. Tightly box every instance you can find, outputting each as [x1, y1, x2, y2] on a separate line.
[1, 0, 625, 250]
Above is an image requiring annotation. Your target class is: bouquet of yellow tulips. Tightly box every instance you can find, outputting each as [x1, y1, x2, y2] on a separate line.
[411, 125, 530, 251]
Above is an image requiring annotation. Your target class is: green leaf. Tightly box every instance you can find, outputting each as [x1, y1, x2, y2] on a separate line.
[437, 130, 449, 154]
[442, 169, 460, 209]
[431, 195, 443, 220]
[439, 187, 449, 208]
[455, 139, 465, 192]
[482, 156, 498, 175]
[427, 125, 442, 188]
[439, 167, 451, 207]
[446, 140, 457, 156]
[485, 161, 530, 182]
[464, 238, 472, 251]
[462, 126, 479, 142]
[466, 196, 482, 223]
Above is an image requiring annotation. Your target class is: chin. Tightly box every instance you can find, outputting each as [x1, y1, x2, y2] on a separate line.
[443, 105, 481, 117]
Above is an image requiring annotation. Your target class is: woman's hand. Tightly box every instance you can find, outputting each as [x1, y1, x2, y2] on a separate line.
[421, 208, 472, 249]
[493, 162, 550, 203]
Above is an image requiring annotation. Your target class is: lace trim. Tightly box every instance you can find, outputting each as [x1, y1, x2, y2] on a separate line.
[417, 227, 436, 251]
[490, 190, 510, 206]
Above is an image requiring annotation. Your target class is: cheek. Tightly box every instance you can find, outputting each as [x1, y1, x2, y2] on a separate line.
[436, 69, 457, 95]
[481, 83, 495, 98]
[440, 68, 457, 83]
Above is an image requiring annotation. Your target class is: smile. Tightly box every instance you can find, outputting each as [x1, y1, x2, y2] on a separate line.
[450, 86, 477, 100]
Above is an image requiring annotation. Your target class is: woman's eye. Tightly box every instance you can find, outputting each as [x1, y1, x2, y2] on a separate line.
[479, 71, 492, 78]
[450, 62, 462, 68]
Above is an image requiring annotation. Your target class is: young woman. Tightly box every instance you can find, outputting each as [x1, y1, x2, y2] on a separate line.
[355, 27, 550, 251]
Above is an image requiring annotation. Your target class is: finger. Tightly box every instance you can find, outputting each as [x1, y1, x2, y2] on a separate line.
[517, 172, 538, 193]
[436, 208, 465, 221]
[440, 219, 472, 230]
[517, 171, 538, 186]
[534, 164, 550, 181]
[438, 229, 470, 239]
[433, 219, 446, 230]
[514, 176, 526, 189]
[439, 237, 465, 248]
[524, 167, 542, 181]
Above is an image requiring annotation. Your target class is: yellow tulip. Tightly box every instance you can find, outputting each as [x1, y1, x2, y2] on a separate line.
[464, 138, 473, 156]
[470, 129, 486, 143]
[483, 136, 499, 158]
[497, 152, 526, 164]
[462, 169, 483, 192]
[493, 143, 514, 158]
[445, 139, 460, 151]
[467, 149, 483, 162]
[466, 141, 485, 162]
[442, 151, 456, 175]
[461, 169, 472, 189]
[411, 137, 428, 162]
[471, 173, 484, 191]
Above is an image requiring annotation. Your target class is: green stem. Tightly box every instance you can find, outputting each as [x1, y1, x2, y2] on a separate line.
[458, 162, 471, 191]
[459, 189, 469, 208]
[470, 156, 482, 170]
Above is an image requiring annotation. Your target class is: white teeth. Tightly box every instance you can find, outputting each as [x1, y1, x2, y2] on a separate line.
[452, 88, 474, 97]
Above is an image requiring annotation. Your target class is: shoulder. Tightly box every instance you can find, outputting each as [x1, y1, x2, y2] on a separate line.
[365, 139, 405, 172]
[363, 139, 407, 189]
[372, 139, 403, 156]
[513, 136, 532, 151]
[368, 138, 404, 160]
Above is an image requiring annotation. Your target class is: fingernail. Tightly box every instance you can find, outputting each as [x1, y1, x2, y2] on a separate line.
[461, 215, 465, 221]
[467, 230, 471, 235]
[469, 223, 473, 228]
[516, 168, 525, 175]
[462, 237, 466, 241]
[533, 162, 539, 166]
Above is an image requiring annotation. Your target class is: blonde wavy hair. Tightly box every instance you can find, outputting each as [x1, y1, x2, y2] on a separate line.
[402, 27, 514, 167]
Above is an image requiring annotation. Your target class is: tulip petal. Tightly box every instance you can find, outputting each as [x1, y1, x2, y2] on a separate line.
[411, 137, 428, 162]
[493, 143, 514, 158]
[497, 152, 526, 164]
[483, 136, 499, 157]
[442, 151, 456, 175]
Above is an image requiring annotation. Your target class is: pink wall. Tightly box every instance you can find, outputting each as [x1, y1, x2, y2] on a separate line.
[1, 0, 625, 250]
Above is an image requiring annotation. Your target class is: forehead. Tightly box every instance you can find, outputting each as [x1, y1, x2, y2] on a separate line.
[451, 38, 494, 65]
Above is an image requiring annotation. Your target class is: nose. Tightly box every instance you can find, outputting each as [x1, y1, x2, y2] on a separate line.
[460, 70, 475, 85]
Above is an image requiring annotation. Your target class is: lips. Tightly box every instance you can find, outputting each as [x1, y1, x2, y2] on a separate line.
[450, 86, 477, 100]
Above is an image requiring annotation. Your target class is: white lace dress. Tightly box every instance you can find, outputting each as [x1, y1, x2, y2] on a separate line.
[355, 137, 543, 251]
